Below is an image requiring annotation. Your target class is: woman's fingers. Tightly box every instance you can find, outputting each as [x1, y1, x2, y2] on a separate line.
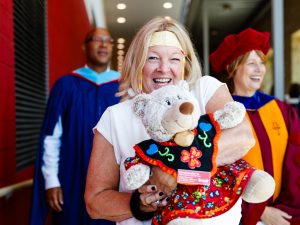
[137, 184, 169, 211]
[138, 184, 157, 194]
[149, 166, 177, 195]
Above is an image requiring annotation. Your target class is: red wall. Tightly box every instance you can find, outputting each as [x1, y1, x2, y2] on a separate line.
[48, 0, 92, 88]
[0, 0, 17, 187]
[0, 0, 91, 224]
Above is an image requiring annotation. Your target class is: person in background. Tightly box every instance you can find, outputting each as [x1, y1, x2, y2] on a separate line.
[285, 83, 300, 116]
[30, 28, 120, 225]
[85, 17, 255, 225]
[210, 28, 300, 225]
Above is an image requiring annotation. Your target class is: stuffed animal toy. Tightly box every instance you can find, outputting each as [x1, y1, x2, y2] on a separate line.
[125, 81, 275, 225]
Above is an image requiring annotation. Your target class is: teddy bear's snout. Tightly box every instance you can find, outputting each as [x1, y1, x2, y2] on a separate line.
[179, 102, 194, 115]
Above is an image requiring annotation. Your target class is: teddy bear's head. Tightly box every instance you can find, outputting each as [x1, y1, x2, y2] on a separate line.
[133, 81, 201, 143]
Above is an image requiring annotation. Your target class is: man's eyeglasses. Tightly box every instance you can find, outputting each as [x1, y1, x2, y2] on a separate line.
[85, 35, 114, 45]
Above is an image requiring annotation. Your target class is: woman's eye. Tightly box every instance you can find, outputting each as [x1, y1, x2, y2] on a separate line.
[148, 56, 159, 62]
[171, 58, 181, 62]
[260, 61, 266, 65]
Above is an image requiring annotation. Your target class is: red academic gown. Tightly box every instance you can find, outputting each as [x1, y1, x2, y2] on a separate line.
[233, 91, 300, 225]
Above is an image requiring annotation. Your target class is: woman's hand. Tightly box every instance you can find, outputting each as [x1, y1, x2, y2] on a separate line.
[148, 166, 177, 196]
[261, 206, 292, 225]
[137, 184, 170, 212]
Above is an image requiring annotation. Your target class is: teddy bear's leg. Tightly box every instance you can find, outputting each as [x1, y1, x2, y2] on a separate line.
[124, 162, 151, 190]
[166, 218, 203, 225]
[213, 101, 246, 129]
[242, 170, 275, 203]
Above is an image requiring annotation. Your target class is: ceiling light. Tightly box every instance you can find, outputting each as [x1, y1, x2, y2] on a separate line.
[117, 50, 125, 55]
[117, 43, 125, 49]
[163, 2, 173, 9]
[165, 16, 171, 20]
[117, 3, 126, 10]
[117, 38, 126, 44]
[117, 55, 124, 61]
[117, 17, 126, 23]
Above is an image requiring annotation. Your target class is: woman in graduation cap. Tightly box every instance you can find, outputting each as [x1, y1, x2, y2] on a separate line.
[210, 28, 300, 225]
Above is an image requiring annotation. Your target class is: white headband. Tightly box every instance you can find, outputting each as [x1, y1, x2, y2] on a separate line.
[149, 31, 183, 51]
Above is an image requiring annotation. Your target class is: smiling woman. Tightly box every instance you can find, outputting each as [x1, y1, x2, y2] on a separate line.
[228, 50, 266, 96]
[210, 27, 300, 225]
[84, 16, 255, 225]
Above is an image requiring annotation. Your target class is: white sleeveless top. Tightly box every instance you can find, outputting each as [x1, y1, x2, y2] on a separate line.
[94, 76, 242, 225]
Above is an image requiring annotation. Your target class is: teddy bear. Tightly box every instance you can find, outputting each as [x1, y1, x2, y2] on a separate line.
[125, 81, 275, 225]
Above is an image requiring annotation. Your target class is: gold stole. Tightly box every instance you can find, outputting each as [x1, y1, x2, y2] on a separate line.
[242, 100, 288, 200]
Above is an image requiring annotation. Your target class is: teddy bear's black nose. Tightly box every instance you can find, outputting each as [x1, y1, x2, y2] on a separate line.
[179, 102, 194, 115]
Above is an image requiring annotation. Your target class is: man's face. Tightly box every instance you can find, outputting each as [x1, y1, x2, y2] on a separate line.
[84, 28, 114, 68]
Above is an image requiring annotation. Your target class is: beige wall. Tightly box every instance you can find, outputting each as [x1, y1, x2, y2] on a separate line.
[251, 0, 300, 93]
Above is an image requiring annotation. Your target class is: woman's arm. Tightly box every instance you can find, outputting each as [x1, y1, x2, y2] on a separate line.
[85, 131, 166, 221]
[205, 85, 255, 166]
[85, 131, 132, 221]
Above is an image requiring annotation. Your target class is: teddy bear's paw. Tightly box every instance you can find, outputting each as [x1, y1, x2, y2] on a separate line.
[125, 164, 151, 190]
[167, 218, 203, 225]
[213, 101, 246, 129]
[242, 170, 275, 203]
[173, 130, 195, 147]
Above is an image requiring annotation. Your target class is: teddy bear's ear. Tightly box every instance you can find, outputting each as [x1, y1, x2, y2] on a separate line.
[177, 80, 189, 91]
[132, 94, 150, 118]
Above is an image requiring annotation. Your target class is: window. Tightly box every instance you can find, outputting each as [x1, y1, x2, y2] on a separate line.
[13, 0, 46, 170]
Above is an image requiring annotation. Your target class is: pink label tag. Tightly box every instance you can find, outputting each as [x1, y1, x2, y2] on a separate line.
[177, 169, 211, 185]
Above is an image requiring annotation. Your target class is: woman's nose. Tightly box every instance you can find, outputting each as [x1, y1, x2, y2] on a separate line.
[256, 63, 265, 73]
[157, 60, 170, 73]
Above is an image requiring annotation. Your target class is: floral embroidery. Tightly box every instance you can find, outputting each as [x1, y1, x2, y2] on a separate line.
[180, 147, 202, 169]
[182, 192, 188, 199]
[152, 160, 255, 225]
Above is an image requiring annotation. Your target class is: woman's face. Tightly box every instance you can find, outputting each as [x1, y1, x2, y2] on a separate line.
[142, 45, 184, 93]
[233, 50, 266, 96]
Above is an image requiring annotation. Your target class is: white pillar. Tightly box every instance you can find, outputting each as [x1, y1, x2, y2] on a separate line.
[202, 0, 209, 75]
[84, 0, 107, 28]
[272, 0, 284, 100]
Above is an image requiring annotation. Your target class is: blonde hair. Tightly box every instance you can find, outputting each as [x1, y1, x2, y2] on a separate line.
[226, 50, 266, 93]
[117, 17, 202, 101]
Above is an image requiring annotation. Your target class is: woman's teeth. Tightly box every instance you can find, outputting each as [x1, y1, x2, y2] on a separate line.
[153, 78, 171, 83]
[250, 76, 260, 81]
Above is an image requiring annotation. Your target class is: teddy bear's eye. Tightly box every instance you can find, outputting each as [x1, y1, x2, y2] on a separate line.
[177, 95, 182, 100]
[166, 100, 171, 105]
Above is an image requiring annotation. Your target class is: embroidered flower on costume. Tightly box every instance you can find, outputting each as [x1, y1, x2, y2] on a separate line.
[209, 190, 220, 198]
[206, 202, 214, 209]
[180, 147, 202, 169]
[154, 214, 162, 221]
[236, 187, 242, 195]
[174, 194, 180, 204]
[213, 178, 223, 187]
[182, 192, 189, 199]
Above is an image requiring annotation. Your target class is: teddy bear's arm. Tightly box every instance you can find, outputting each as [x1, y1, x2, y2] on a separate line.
[124, 156, 151, 190]
[213, 101, 246, 129]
